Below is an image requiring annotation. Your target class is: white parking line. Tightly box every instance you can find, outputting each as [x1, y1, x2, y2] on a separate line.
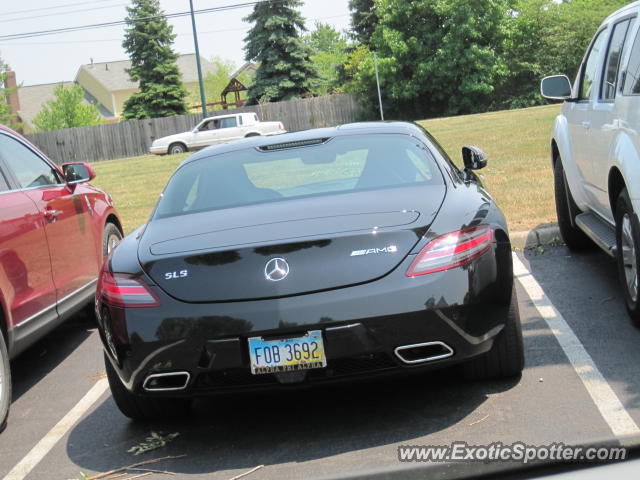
[2, 379, 108, 480]
[513, 253, 640, 438]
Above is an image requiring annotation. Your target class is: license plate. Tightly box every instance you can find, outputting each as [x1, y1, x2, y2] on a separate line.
[248, 330, 327, 375]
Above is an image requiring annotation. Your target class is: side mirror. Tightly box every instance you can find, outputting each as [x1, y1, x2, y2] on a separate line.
[62, 162, 95, 184]
[462, 146, 488, 171]
[540, 75, 573, 100]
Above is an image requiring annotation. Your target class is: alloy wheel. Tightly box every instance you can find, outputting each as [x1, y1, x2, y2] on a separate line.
[621, 213, 638, 302]
[107, 233, 121, 256]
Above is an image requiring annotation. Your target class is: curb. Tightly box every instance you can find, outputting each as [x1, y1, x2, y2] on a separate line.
[510, 224, 561, 250]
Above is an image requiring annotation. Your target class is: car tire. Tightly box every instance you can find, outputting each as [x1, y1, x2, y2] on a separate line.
[168, 143, 187, 155]
[0, 328, 11, 432]
[104, 353, 191, 420]
[615, 188, 640, 324]
[554, 159, 592, 249]
[103, 222, 123, 259]
[461, 286, 524, 380]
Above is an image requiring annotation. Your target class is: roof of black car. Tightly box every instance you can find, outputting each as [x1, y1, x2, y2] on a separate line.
[183, 121, 425, 166]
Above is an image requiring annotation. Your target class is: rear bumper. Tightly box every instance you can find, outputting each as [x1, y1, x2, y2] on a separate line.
[99, 248, 511, 396]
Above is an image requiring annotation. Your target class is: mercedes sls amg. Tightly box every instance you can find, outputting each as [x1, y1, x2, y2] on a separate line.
[96, 122, 523, 419]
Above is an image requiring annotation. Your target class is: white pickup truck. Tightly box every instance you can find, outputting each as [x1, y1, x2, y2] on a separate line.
[150, 112, 286, 155]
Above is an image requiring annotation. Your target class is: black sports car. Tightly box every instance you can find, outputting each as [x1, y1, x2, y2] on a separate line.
[96, 122, 523, 419]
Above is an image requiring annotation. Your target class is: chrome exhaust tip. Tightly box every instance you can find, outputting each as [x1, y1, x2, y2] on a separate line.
[143, 371, 191, 391]
[394, 341, 454, 364]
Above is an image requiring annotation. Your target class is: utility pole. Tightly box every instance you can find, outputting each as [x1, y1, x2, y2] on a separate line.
[189, 0, 208, 117]
[373, 52, 384, 121]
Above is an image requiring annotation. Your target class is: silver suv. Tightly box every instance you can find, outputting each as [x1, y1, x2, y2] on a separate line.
[541, 1, 640, 321]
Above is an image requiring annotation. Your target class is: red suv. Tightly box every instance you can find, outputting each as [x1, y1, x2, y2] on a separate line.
[0, 125, 122, 430]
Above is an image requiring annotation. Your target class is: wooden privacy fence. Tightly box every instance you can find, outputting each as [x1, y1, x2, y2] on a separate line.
[24, 94, 362, 164]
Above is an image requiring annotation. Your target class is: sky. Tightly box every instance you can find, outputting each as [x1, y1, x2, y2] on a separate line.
[0, 0, 352, 87]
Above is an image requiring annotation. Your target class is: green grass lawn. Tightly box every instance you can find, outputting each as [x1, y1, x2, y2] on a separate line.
[419, 104, 561, 232]
[91, 103, 561, 235]
[91, 153, 188, 234]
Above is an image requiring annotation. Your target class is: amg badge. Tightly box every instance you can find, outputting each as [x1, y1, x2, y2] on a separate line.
[351, 245, 398, 256]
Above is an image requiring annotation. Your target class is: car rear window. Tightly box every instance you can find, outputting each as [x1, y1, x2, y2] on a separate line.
[154, 135, 443, 218]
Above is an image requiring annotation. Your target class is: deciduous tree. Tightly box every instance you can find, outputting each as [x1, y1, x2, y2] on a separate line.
[353, 0, 509, 118]
[305, 23, 351, 95]
[497, 0, 629, 108]
[33, 84, 102, 131]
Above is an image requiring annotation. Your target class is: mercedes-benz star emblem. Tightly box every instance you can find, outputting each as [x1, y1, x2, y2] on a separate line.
[264, 258, 290, 282]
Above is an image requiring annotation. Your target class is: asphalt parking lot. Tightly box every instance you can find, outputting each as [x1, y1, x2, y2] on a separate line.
[2, 245, 640, 480]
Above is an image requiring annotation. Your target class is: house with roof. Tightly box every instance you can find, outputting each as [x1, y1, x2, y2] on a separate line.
[231, 62, 258, 79]
[3, 54, 218, 131]
[75, 53, 218, 118]
[12, 81, 114, 130]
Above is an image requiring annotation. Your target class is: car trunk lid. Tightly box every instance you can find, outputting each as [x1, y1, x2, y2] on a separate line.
[138, 185, 444, 302]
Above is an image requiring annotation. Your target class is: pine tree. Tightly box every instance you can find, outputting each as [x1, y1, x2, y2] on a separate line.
[243, 0, 318, 104]
[122, 0, 188, 120]
[349, 0, 377, 45]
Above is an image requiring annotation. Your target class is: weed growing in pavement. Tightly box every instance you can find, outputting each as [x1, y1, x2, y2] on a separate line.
[128, 431, 180, 456]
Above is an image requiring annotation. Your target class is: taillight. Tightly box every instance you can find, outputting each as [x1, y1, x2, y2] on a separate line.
[97, 269, 159, 308]
[279, 122, 284, 130]
[406, 225, 493, 277]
